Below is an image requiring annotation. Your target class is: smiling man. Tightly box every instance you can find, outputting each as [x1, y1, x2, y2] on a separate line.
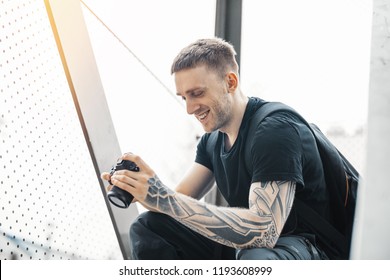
[101, 38, 333, 260]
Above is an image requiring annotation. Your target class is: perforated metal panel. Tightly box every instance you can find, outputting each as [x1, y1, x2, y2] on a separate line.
[0, 0, 122, 259]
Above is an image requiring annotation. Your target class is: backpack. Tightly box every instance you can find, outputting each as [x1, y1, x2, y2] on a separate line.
[249, 102, 360, 259]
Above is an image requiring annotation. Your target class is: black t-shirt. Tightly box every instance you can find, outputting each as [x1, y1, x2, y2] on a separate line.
[195, 97, 332, 251]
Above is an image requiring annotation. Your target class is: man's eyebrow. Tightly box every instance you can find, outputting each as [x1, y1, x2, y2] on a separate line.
[176, 87, 207, 97]
[185, 87, 207, 95]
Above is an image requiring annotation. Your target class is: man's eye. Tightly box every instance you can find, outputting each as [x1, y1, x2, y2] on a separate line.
[181, 96, 186, 101]
[193, 91, 203, 97]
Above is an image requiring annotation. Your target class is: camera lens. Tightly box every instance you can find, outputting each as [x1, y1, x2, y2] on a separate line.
[107, 160, 138, 208]
[107, 186, 133, 208]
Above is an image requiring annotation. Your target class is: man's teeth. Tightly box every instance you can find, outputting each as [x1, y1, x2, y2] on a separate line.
[199, 112, 207, 120]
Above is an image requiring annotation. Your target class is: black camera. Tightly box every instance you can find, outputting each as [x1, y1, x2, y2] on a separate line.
[107, 159, 139, 208]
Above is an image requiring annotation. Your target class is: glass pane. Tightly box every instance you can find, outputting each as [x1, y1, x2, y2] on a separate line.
[241, 0, 372, 172]
[81, 0, 216, 211]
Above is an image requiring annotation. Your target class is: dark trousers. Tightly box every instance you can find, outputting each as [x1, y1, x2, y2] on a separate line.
[129, 211, 327, 260]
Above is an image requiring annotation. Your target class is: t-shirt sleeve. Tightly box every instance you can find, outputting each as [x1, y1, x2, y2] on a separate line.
[195, 133, 214, 172]
[250, 115, 304, 186]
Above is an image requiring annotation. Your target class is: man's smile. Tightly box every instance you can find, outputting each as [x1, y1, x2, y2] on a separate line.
[196, 110, 210, 123]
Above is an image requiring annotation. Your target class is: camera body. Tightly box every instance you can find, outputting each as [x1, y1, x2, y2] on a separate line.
[107, 159, 139, 208]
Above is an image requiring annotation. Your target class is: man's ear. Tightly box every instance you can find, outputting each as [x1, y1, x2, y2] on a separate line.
[226, 72, 238, 93]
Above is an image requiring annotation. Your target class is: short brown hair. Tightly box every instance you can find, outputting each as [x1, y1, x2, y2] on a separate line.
[170, 38, 238, 78]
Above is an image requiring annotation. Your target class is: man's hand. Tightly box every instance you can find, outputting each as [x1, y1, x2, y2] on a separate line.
[102, 153, 158, 204]
[100, 172, 113, 192]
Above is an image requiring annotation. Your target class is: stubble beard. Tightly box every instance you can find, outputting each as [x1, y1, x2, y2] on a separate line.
[205, 95, 233, 133]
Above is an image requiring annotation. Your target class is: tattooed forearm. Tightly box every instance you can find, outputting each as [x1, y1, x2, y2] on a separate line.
[142, 175, 295, 249]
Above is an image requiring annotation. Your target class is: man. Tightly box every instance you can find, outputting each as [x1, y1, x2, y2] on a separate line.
[101, 38, 331, 260]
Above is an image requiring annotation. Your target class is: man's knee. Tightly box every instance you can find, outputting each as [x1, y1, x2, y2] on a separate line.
[129, 211, 178, 260]
[130, 211, 165, 237]
[130, 211, 176, 244]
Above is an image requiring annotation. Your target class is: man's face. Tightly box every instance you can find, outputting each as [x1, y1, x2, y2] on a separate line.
[174, 65, 233, 133]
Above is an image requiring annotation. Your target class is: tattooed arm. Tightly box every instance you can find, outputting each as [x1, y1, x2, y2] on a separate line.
[106, 154, 296, 249]
[145, 176, 295, 249]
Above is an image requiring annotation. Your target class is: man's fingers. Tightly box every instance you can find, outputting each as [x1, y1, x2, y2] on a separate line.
[101, 172, 111, 181]
[121, 153, 150, 171]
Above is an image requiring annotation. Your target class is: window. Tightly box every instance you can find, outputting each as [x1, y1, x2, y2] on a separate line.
[240, 0, 372, 172]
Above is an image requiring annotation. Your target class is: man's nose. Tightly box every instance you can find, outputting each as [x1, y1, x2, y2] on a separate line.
[186, 99, 200, 115]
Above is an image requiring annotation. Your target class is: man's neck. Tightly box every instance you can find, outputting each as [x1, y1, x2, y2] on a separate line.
[222, 95, 249, 151]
